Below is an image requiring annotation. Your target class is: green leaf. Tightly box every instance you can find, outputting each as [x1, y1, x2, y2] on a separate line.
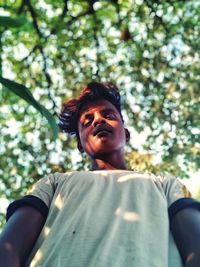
[0, 16, 27, 28]
[0, 77, 58, 140]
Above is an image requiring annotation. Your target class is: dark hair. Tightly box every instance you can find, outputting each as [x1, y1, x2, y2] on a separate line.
[59, 82, 123, 137]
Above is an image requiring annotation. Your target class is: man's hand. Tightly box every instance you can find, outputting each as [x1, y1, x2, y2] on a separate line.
[171, 208, 200, 267]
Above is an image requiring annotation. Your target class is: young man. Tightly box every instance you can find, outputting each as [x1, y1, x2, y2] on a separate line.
[0, 82, 200, 267]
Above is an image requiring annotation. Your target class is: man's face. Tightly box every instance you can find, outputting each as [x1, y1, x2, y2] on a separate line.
[77, 99, 128, 158]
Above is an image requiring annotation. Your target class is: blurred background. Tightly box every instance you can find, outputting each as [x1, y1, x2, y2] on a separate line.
[0, 0, 200, 229]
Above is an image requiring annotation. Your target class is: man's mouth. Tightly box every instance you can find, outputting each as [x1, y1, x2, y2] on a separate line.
[95, 129, 112, 136]
[93, 126, 113, 136]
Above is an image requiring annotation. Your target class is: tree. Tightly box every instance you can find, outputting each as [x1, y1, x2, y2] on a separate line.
[0, 0, 200, 228]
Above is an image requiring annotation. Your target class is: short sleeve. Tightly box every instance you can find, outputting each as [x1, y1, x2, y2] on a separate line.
[6, 174, 56, 221]
[26, 173, 56, 207]
[160, 174, 192, 207]
[159, 174, 200, 224]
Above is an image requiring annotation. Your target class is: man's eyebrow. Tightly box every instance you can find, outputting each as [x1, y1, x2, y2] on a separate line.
[80, 107, 117, 119]
[84, 113, 93, 118]
[79, 112, 93, 119]
[101, 108, 117, 113]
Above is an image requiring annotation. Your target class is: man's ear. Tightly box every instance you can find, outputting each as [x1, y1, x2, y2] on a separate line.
[77, 139, 84, 153]
[125, 128, 130, 143]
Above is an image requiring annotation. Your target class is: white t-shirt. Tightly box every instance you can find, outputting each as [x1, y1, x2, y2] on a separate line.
[22, 170, 190, 267]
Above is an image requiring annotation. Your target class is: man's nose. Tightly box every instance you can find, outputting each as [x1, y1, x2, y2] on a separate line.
[93, 113, 106, 127]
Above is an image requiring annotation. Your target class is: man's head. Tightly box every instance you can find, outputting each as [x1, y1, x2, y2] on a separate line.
[59, 82, 130, 159]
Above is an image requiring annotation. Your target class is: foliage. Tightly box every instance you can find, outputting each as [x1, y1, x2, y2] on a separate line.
[0, 0, 200, 229]
[0, 77, 58, 140]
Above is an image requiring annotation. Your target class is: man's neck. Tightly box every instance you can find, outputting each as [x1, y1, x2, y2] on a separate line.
[90, 153, 127, 171]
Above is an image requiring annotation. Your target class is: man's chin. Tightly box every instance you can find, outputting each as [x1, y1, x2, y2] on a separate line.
[91, 146, 117, 158]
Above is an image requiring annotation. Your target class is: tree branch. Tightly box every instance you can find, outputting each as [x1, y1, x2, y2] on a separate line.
[93, 12, 101, 80]
[17, 0, 26, 15]
[37, 45, 58, 116]
[61, 0, 69, 18]
[24, 0, 42, 38]
[0, 30, 3, 77]
[18, 0, 58, 114]
[21, 45, 40, 62]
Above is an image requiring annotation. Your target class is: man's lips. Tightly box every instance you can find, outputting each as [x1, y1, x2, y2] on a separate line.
[93, 125, 113, 136]
[95, 130, 111, 137]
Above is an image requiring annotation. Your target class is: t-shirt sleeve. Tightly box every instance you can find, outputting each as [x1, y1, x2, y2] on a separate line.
[161, 174, 192, 207]
[160, 174, 200, 224]
[6, 174, 56, 221]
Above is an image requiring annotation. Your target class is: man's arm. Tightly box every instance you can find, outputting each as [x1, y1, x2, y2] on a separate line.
[171, 208, 200, 267]
[0, 206, 45, 267]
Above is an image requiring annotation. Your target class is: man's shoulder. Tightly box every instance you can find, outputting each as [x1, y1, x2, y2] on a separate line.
[124, 170, 180, 185]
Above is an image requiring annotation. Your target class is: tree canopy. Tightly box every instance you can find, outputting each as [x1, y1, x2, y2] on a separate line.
[0, 0, 200, 228]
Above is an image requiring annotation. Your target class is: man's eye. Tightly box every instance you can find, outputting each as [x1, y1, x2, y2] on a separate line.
[105, 114, 115, 119]
[83, 120, 91, 127]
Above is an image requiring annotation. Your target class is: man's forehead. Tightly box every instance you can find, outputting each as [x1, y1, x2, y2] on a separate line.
[79, 99, 118, 116]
